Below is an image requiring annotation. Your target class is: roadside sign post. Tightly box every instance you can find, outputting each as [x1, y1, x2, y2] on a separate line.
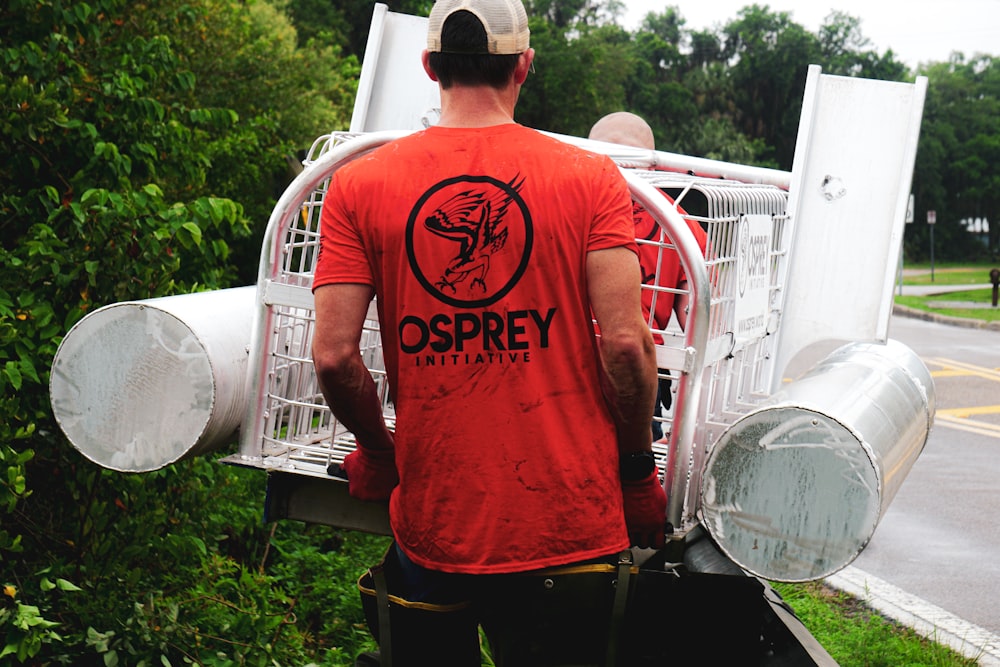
[990, 267, 999, 307]
[899, 194, 914, 296]
[927, 210, 936, 282]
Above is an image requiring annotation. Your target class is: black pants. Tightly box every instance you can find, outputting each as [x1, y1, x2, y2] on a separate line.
[359, 544, 624, 667]
[359, 544, 766, 667]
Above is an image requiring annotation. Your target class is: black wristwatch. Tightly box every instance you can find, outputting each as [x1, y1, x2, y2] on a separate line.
[619, 450, 656, 481]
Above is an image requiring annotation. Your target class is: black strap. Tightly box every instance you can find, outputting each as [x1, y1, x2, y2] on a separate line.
[605, 549, 633, 667]
[372, 565, 392, 667]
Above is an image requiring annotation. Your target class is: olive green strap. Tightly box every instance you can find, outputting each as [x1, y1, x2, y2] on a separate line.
[606, 550, 633, 667]
[372, 565, 392, 667]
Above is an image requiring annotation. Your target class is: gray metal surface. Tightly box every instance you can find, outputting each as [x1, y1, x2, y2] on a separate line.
[772, 66, 927, 388]
[263, 471, 391, 534]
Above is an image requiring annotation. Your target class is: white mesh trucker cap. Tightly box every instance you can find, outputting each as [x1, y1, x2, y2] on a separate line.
[427, 0, 530, 55]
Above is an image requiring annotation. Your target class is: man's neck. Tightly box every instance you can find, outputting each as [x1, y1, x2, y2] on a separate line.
[435, 83, 519, 128]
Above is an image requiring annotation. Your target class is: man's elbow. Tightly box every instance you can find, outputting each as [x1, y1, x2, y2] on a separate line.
[312, 343, 359, 384]
[601, 329, 656, 368]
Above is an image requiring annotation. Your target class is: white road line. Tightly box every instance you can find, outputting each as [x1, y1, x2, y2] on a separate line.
[826, 565, 1000, 665]
[934, 414, 1000, 438]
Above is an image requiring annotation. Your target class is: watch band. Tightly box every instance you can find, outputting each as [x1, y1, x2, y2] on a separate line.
[619, 450, 656, 481]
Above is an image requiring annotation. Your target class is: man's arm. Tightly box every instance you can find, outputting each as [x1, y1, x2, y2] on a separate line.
[587, 246, 658, 454]
[589, 245, 664, 547]
[312, 283, 394, 452]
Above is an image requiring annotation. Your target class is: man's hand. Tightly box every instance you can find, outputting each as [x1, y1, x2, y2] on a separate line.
[335, 446, 399, 502]
[621, 469, 667, 548]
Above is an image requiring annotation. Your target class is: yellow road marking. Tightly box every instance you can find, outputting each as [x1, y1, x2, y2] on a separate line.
[926, 357, 1000, 381]
[931, 369, 975, 378]
[937, 405, 1000, 418]
[920, 358, 1000, 438]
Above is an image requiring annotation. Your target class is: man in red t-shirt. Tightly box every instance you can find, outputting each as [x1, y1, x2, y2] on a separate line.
[312, 2, 661, 664]
[589, 112, 708, 440]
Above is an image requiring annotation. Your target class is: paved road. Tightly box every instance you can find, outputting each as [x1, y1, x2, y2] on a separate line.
[833, 310, 1000, 662]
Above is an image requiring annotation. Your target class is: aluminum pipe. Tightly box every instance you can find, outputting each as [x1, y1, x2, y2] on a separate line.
[700, 339, 934, 582]
[50, 287, 254, 472]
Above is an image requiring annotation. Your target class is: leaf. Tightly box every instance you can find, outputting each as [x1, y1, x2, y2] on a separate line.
[4, 362, 22, 391]
[80, 189, 98, 205]
[207, 197, 227, 224]
[55, 578, 83, 592]
[181, 222, 203, 246]
[14, 474, 27, 495]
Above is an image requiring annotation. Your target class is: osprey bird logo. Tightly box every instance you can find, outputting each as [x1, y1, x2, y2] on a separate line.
[423, 175, 524, 294]
[407, 174, 533, 308]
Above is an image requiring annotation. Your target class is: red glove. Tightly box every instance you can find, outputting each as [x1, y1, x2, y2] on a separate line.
[338, 446, 398, 502]
[621, 469, 668, 549]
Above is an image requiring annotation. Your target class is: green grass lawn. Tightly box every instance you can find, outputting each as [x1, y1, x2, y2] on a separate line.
[901, 264, 998, 286]
[896, 262, 1000, 322]
[896, 289, 1000, 323]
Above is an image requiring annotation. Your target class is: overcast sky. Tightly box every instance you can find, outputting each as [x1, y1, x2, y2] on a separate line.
[621, 0, 999, 68]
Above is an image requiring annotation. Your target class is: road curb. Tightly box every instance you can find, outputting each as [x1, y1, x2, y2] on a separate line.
[827, 566, 1000, 665]
[893, 303, 1000, 332]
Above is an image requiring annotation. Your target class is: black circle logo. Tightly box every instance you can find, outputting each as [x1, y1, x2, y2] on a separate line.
[406, 175, 533, 308]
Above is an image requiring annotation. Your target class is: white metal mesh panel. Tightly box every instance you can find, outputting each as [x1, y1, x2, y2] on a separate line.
[242, 133, 394, 477]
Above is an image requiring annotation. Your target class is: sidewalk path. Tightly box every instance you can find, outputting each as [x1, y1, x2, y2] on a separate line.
[897, 282, 994, 297]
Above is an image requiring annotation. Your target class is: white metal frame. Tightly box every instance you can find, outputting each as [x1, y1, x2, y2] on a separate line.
[231, 130, 793, 535]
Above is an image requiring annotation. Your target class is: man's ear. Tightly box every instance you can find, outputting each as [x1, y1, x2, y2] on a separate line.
[421, 50, 439, 82]
[514, 48, 535, 84]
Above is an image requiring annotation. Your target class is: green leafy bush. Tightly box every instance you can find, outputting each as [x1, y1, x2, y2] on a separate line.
[0, 0, 366, 663]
